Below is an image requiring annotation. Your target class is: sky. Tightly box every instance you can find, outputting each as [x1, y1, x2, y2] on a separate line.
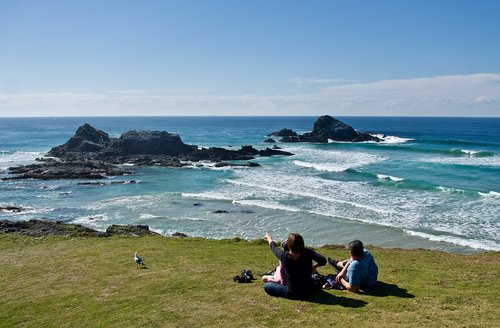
[0, 0, 499, 117]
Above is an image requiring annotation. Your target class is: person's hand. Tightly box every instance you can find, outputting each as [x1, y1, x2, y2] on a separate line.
[264, 232, 273, 243]
[335, 273, 344, 284]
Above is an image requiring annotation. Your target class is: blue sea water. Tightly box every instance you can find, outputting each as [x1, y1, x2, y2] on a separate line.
[1, 116, 499, 254]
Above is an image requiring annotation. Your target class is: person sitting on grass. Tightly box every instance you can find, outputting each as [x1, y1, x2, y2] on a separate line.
[262, 241, 287, 285]
[263, 232, 326, 299]
[328, 239, 378, 293]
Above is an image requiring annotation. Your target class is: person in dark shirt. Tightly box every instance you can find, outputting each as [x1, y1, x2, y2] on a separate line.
[263, 232, 326, 298]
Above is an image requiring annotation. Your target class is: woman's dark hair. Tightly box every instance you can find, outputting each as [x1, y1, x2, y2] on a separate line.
[286, 233, 305, 254]
[348, 240, 364, 257]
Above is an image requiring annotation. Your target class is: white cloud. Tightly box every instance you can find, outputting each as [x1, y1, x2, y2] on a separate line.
[289, 77, 357, 85]
[1, 73, 499, 117]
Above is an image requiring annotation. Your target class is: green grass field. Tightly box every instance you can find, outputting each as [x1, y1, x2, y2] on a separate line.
[1, 234, 499, 328]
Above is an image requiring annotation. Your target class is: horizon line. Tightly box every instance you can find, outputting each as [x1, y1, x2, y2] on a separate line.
[1, 115, 499, 119]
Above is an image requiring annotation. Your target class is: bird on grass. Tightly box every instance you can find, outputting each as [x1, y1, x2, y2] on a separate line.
[134, 252, 146, 269]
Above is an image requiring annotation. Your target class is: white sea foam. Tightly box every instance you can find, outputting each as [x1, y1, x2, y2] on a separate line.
[162, 216, 205, 222]
[181, 161, 238, 171]
[371, 134, 413, 144]
[422, 155, 500, 167]
[139, 213, 161, 220]
[460, 149, 480, 156]
[226, 175, 394, 215]
[436, 186, 466, 194]
[306, 209, 392, 227]
[289, 148, 382, 173]
[376, 174, 404, 182]
[293, 160, 351, 172]
[182, 192, 234, 201]
[22, 207, 55, 215]
[478, 191, 500, 199]
[73, 214, 111, 228]
[149, 227, 166, 235]
[0, 151, 43, 169]
[403, 229, 500, 251]
[88, 193, 167, 210]
[232, 200, 301, 212]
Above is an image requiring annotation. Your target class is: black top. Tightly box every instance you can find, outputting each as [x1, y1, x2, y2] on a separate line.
[270, 241, 326, 294]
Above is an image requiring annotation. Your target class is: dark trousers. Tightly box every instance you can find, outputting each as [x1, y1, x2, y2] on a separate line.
[263, 282, 291, 298]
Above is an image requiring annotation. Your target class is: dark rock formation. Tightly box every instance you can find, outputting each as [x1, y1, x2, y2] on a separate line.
[267, 128, 298, 137]
[48, 124, 293, 163]
[106, 130, 196, 156]
[258, 148, 293, 157]
[172, 232, 188, 238]
[263, 138, 276, 143]
[3, 159, 131, 180]
[0, 219, 105, 237]
[213, 161, 261, 168]
[48, 123, 110, 157]
[0, 206, 25, 213]
[6, 123, 295, 180]
[269, 115, 381, 143]
[105, 224, 159, 236]
[0, 219, 161, 237]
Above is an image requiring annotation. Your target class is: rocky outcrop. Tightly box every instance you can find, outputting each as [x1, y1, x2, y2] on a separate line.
[213, 161, 261, 168]
[0, 219, 162, 237]
[0, 219, 106, 237]
[267, 128, 298, 138]
[105, 224, 159, 236]
[269, 115, 381, 143]
[3, 158, 131, 180]
[0, 206, 25, 213]
[106, 130, 197, 156]
[5, 124, 294, 180]
[47, 124, 294, 163]
[48, 123, 111, 157]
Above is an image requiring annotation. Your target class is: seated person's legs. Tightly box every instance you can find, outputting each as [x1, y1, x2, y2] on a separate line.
[263, 281, 290, 298]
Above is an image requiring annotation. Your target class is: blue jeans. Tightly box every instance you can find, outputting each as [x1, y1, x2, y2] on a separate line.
[264, 281, 320, 299]
[263, 282, 291, 298]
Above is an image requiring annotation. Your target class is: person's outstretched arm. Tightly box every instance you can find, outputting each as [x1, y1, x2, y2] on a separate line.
[264, 232, 286, 261]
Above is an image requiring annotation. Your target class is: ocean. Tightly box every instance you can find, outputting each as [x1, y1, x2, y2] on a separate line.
[1, 116, 499, 254]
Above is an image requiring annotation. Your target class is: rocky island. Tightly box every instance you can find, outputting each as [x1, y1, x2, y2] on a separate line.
[268, 115, 381, 143]
[3, 123, 293, 180]
[2, 115, 380, 181]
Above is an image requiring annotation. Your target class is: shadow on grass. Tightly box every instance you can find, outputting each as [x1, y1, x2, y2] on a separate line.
[301, 290, 368, 307]
[361, 281, 414, 298]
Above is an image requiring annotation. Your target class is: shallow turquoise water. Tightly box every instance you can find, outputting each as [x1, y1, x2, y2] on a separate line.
[1, 116, 499, 253]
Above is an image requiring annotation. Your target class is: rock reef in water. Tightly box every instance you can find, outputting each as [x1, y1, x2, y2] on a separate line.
[268, 115, 381, 143]
[4, 123, 294, 180]
[0, 206, 25, 213]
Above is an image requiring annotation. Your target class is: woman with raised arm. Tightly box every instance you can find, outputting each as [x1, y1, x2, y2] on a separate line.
[263, 232, 326, 299]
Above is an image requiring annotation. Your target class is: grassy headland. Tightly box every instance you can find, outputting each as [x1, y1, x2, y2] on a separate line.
[1, 234, 499, 327]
